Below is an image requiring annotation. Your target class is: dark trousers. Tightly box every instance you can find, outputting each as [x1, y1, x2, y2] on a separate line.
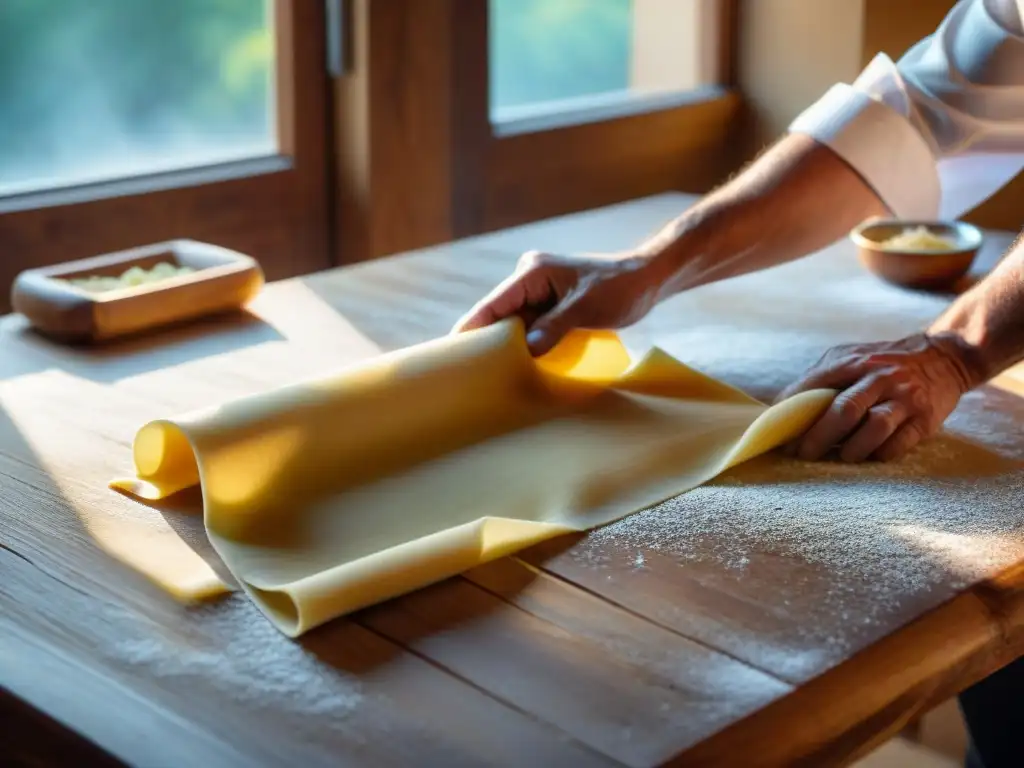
[960, 654, 1024, 768]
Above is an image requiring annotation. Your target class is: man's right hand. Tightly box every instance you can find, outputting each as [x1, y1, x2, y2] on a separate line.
[452, 249, 667, 356]
[452, 135, 890, 359]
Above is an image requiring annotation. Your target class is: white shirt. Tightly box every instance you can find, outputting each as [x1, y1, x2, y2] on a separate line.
[790, 0, 1024, 221]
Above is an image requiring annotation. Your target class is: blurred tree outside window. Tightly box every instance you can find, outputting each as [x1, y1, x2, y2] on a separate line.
[0, 0, 274, 196]
[489, 0, 633, 114]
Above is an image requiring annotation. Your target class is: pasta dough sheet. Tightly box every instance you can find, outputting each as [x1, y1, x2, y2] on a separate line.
[111, 319, 834, 637]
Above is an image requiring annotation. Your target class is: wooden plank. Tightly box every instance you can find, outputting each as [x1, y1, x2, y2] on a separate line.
[678, 589, 1008, 766]
[1, 551, 610, 767]
[520, 426, 1024, 684]
[359, 558, 789, 767]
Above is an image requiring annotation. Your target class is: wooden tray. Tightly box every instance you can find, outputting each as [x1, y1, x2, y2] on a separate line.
[10, 239, 265, 343]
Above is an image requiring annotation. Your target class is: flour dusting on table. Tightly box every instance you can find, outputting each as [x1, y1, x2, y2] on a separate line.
[580, 433, 1024, 665]
[111, 596, 364, 721]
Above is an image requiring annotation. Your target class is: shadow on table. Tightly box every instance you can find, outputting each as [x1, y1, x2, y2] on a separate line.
[127, 485, 238, 587]
[0, 309, 284, 384]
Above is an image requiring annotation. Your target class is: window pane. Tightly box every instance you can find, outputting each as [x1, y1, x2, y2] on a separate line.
[489, 0, 716, 120]
[0, 0, 276, 196]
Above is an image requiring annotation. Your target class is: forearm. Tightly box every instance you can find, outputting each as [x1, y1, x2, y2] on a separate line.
[640, 133, 888, 299]
[929, 238, 1024, 387]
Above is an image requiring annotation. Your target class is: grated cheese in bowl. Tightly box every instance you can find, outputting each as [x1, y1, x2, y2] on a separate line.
[878, 225, 959, 252]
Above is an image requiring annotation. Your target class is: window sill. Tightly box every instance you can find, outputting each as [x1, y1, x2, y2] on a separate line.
[490, 84, 731, 138]
[0, 155, 290, 215]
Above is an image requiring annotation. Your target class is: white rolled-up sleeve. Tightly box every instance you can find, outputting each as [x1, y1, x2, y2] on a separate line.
[789, 0, 1024, 221]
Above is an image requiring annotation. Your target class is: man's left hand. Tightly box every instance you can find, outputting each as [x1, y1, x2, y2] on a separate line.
[777, 333, 977, 462]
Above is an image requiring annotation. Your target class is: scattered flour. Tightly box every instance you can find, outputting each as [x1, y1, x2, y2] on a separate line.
[109, 595, 363, 723]
[581, 433, 1024, 664]
[948, 389, 1024, 460]
[606, 248, 1024, 674]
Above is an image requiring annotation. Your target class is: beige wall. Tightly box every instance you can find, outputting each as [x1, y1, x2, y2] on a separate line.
[736, 0, 1023, 230]
[862, 0, 1023, 230]
[737, 0, 865, 151]
[631, 0, 705, 91]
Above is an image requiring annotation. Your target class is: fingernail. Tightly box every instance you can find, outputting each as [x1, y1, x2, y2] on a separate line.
[526, 329, 545, 351]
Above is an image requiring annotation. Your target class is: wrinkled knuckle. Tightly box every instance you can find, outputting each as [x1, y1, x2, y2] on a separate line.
[901, 425, 926, 450]
[833, 395, 864, 422]
[893, 380, 926, 410]
[910, 391, 937, 422]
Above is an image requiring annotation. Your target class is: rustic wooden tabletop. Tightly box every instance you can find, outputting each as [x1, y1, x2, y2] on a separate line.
[2, 193, 1023, 767]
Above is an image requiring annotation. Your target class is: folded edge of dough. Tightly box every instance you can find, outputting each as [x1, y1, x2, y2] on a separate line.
[722, 389, 836, 471]
[237, 517, 574, 637]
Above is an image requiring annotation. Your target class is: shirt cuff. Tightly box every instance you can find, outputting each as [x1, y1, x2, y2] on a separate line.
[788, 83, 942, 220]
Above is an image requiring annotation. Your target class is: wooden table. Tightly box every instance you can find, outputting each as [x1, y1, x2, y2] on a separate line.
[3, 193, 1024, 767]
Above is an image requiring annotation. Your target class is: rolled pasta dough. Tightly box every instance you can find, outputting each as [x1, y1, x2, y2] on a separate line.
[112, 319, 834, 637]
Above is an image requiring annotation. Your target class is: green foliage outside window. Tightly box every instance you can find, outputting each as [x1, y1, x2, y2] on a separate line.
[0, 0, 631, 189]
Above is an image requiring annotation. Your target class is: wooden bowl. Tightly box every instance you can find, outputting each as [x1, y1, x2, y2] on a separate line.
[11, 239, 265, 344]
[850, 218, 983, 290]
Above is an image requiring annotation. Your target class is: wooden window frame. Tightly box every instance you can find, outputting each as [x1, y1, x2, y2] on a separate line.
[334, 0, 741, 264]
[0, 1, 333, 311]
[0, 0, 741, 311]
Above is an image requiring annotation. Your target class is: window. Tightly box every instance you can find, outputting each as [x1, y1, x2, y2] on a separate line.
[489, 0, 633, 115]
[0, 0, 739, 308]
[444, 0, 739, 235]
[0, 0, 332, 311]
[1, 0, 276, 196]
[488, 0, 724, 133]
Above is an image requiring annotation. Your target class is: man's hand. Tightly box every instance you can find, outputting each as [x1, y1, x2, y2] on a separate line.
[453, 136, 888, 355]
[452, 250, 667, 356]
[778, 333, 979, 462]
